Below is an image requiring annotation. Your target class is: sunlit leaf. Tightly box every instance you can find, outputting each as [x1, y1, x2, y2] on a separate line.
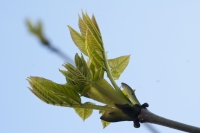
[92, 14, 100, 33]
[82, 12, 102, 45]
[108, 55, 130, 80]
[80, 54, 93, 80]
[63, 63, 88, 84]
[29, 87, 58, 105]
[121, 89, 128, 97]
[78, 14, 87, 39]
[28, 76, 81, 104]
[85, 29, 105, 69]
[75, 53, 83, 68]
[62, 54, 92, 85]
[74, 102, 94, 121]
[99, 109, 111, 128]
[68, 26, 88, 55]
[101, 120, 110, 128]
[28, 77, 71, 105]
[59, 69, 77, 85]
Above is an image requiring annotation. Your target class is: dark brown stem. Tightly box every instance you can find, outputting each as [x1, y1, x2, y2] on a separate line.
[48, 44, 74, 63]
[138, 108, 200, 133]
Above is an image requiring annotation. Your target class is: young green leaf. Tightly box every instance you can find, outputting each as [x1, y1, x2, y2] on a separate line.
[68, 26, 88, 55]
[101, 120, 110, 128]
[108, 55, 130, 80]
[60, 54, 93, 88]
[85, 29, 105, 69]
[82, 12, 102, 45]
[63, 63, 88, 84]
[74, 102, 95, 121]
[30, 81, 112, 110]
[75, 53, 83, 68]
[28, 77, 71, 105]
[27, 12, 140, 129]
[99, 109, 111, 128]
[78, 14, 87, 39]
[29, 87, 59, 105]
[91, 14, 100, 33]
[59, 69, 77, 85]
[28, 76, 81, 104]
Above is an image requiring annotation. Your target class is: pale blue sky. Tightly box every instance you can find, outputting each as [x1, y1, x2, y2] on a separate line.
[1, 1, 200, 133]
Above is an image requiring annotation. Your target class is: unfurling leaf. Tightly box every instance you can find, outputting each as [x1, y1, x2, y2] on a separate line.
[59, 69, 76, 85]
[28, 76, 81, 105]
[63, 63, 88, 85]
[81, 12, 102, 45]
[78, 12, 105, 69]
[78, 14, 87, 39]
[85, 29, 105, 69]
[68, 26, 88, 55]
[121, 82, 140, 105]
[62, 54, 92, 86]
[108, 55, 130, 80]
[74, 102, 95, 121]
[91, 14, 100, 33]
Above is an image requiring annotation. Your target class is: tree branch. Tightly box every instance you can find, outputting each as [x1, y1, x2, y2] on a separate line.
[139, 108, 200, 133]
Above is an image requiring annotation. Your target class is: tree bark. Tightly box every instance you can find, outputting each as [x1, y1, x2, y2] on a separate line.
[138, 108, 200, 133]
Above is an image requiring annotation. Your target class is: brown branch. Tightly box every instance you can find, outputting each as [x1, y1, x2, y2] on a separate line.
[139, 108, 200, 133]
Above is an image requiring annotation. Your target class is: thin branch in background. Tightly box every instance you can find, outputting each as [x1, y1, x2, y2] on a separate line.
[43, 43, 74, 64]
[26, 20, 159, 133]
[26, 19, 74, 64]
[143, 123, 159, 133]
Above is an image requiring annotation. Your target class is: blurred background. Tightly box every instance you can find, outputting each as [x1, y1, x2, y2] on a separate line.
[1, 1, 200, 133]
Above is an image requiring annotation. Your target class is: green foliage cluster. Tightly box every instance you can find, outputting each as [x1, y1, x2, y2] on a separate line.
[27, 11, 140, 128]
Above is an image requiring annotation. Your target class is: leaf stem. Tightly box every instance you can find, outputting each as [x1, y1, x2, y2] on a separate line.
[101, 44, 130, 102]
[60, 103, 111, 110]
[139, 108, 200, 132]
